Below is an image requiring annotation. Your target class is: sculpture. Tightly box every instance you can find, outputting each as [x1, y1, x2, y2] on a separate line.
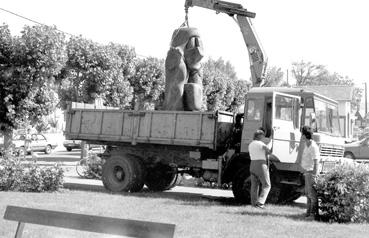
[163, 27, 204, 111]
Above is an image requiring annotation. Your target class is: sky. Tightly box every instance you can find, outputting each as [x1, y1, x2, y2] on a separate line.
[1, 1, 368, 92]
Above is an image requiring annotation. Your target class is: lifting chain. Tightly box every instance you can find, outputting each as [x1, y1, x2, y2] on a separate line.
[184, 6, 189, 27]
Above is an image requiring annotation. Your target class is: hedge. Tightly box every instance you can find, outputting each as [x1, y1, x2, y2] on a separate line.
[0, 155, 64, 192]
[315, 162, 369, 223]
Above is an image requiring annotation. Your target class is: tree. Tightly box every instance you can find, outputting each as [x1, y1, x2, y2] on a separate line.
[0, 24, 66, 149]
[202, 58, 238, 111]
[58, 38, 134, 109]
[264, 66, 285, 87]
[291, 60, 329, 86]
[231, 80, 250, 112]
[352, 87, 363, 113]
[129, 57, 165, 110]
[292, 60, 354, 86]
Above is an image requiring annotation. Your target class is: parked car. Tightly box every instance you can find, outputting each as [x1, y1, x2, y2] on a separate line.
[344, 137, 369, 162]
[63, 140, 82, 151]
[63, 140, 104, 152]
[13, 133, 58, 155]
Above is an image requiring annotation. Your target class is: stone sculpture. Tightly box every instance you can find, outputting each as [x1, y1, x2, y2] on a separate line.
[163, 27, 204, 111]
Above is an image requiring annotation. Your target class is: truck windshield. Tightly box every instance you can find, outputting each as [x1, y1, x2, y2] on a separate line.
[314, 98, 342, 136]
[246, 98, 263, 120]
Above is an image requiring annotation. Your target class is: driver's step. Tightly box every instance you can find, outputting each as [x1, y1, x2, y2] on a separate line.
[280, 179, 302, 186]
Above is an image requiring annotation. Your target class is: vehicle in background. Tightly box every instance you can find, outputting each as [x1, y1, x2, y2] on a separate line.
[12, 134, 58, 155]
[63, 140, 104, 152]
[63, 140, 82, 151]
[344, 137, 369, 163]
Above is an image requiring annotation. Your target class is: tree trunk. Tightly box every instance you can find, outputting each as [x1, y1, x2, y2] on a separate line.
[2, 128, 13, 155]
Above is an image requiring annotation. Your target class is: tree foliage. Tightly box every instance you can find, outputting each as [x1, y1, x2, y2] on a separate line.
[264, 66, 285, 87]
[0, 24, 66, 147]
[352, 87, 364, 113]
[129, 57, 165, 110]
[292, 60, 354, 86]
[232, 80, 250, 112]
[58, 38, 134, 109]
[202, 57, 245, 112]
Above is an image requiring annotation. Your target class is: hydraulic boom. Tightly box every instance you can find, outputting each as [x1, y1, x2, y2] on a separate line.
[185, 0, 267, 87]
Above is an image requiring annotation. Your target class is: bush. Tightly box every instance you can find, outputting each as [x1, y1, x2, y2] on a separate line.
[315, 162, 369, 223]
[0, 156, 64, 192]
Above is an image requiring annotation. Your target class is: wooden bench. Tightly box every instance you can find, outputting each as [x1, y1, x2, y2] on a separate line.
[3, 206, 175, 238]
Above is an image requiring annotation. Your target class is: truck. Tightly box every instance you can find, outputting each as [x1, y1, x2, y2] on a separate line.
[64, 0, 348, 204]
[65, 86, 347, 203]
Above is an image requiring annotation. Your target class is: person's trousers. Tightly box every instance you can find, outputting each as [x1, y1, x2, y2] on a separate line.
[250, 160, 271, 206]
[304, 171, 318, 217]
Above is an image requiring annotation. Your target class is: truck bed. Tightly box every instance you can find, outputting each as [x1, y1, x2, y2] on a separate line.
[64, 103, 234, 150]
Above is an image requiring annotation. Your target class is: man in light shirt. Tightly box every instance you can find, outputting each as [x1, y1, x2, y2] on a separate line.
[300, 125, 320, 219]
[248, 129, 272, 209]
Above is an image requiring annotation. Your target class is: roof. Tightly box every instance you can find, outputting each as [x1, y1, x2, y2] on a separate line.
[248, 87, 338, 104]
[298, 85, 354, 101]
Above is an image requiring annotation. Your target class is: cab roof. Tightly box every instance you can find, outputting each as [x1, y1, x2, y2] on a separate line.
[248, 87, 338, 105]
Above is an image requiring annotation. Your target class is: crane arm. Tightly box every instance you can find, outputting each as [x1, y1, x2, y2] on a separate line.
[185, 0, 268, 87]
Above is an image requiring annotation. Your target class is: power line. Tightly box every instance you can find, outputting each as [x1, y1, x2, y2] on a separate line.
[0, 6, 151, 59]
[0, 7, 74, 36]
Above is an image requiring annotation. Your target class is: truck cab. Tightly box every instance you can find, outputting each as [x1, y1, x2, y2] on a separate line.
[227, 87, 346, 204]
[242, 87, 345, 172]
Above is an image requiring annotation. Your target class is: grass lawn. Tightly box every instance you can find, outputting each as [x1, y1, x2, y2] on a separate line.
[0, 186, 368, 238]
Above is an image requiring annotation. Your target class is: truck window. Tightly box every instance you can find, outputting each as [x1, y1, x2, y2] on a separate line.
[314, 98, 342, 136]
[275, 96, 293, 121]
[246, 99, 263, 120]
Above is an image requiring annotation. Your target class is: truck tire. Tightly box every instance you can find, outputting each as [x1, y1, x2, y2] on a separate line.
[278, 184, 302, 204]
[102, 155, 143, 192]
[145, 164, 177, 191]
[266, 167, 282, 204]
[232, 168, 251, 204]
[344, 151, 355, 160]
[267, 167, 303, 204]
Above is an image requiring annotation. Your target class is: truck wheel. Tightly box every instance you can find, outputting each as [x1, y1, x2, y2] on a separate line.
[66, 147, 72, 152]
[266, 167, 282, 204]
[232, 168, 251, 204]
[278, 185, 302, 204]
[344, 152, 355, 160]
[102, 155, 141, 192]
[266, 184, 281, 204]
[145, 164, 177, 191]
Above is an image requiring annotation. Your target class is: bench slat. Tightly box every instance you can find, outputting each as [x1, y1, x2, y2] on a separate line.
[4, 206, 175, 238]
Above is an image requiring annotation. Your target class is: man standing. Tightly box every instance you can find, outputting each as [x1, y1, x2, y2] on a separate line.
[300, 125, 320, 219]
[248, 129, 272, 209]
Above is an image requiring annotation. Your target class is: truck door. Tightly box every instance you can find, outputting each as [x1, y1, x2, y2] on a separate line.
[272, 92, 301, 163]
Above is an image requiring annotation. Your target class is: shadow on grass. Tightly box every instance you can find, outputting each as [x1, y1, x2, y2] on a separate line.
[234, 210, 307, 221]
[63, 180, 240, 204]
[63, 181, 305, 210]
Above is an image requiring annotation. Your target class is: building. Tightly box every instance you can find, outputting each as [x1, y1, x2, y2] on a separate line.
[299, 85, 355, 140]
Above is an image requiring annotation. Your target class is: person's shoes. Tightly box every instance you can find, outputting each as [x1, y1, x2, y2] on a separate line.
[255, 203, 265, 209]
